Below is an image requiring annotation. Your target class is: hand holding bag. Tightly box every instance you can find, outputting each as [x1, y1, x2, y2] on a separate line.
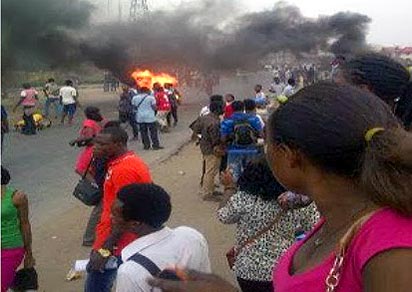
[73, 158, 102, 206]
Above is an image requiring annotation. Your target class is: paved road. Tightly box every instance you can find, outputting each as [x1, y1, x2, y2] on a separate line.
[2, 72, 270, 226]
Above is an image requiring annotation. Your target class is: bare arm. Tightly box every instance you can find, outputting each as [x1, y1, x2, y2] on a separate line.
[14, 191, 35, 268]
[364, 248, 412, 292]
[13, 97, 25, 111]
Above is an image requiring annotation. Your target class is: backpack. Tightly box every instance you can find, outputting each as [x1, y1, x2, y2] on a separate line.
[233, 118, 258, 146]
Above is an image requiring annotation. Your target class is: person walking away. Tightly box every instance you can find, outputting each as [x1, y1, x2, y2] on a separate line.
[165, 83, 179, 127]
[132, 87, 163, 150]
[43, 78, 61, 119]
[1, 105, 9, 151]
[199, 95, 224, 117]
[190, 101, 224, 202]
[221, 101, 263, 181]
[118, 85, 139, 140]
[13, 83, 38, 135]
[244, 99, 265, 131]
[59, 80, 78, 125]
[269, 77, 285, 98]
[148, 82, 412, 292]
[72, 106, 106, 246]
[254, 84, 267, 107]
[217, 159, 319, 292]
[282, 78, 296, 97]
[224, 94, 235, 119]
[114, 183, 211, 291]
[85, 126, 152, 292]
[154, 87, 171, 132]
[1, 167, 35, 292]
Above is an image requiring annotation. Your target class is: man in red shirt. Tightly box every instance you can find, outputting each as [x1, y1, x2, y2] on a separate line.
[154, 87, 171, 132]
[224, 93, 235, 119]
[85, 126, 152, 292]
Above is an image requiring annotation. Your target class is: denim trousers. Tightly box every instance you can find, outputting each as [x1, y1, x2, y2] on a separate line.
[84, 256, 121, 292]
[44, 97, 61, 117]
[227, 150, 260, 182]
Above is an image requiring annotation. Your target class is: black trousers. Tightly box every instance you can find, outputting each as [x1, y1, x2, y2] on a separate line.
[119, 112, 139, 138]
[167, 106, 178, 126]
[138, 122, 160, 148]
[22, 112, 36, 135]
[237, 277, 273, 292]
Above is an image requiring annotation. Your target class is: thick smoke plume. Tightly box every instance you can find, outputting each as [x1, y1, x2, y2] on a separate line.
[1, 0, 93, 73]
[2, 0, 371, 80]
[81, 1, 371, 79]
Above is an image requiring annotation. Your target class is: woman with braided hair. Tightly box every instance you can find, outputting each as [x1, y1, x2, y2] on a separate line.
[216, 158, 319, 292]
[149, 82, 412, 292]
[337, 53, 412, 129]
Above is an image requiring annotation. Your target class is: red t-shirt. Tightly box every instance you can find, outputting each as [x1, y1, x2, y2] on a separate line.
[92, 151, 152, 253]
[224, 103, 234, 119]
[155, 91, 171, 111]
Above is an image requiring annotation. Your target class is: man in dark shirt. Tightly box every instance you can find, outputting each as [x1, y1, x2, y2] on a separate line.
[190, 101, 224, 201]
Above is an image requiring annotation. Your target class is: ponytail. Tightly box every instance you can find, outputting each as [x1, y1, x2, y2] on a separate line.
[361, 127, 412, 215]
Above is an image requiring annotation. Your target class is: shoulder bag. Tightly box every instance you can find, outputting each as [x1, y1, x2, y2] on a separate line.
[72, 158, 102, 206]
[226, 210, 285, 269]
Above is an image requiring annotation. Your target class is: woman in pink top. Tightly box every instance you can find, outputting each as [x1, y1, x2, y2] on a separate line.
[73, 106, 105, 175]
[72, 106, 106, 247]
[148, 82, 412, 292]
[13, 83, 39, 135]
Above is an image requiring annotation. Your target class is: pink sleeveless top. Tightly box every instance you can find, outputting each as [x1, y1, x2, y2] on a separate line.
[21, 88, 38, 107]
[273, 208, 412, 292]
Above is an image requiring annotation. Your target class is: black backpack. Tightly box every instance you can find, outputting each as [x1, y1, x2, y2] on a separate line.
[233, 118, 258, 146]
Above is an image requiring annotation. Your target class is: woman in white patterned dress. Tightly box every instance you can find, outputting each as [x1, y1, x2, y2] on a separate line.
[217, 158, 319, 292]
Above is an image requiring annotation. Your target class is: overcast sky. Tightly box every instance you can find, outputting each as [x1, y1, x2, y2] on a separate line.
[96, 0, 412, 46]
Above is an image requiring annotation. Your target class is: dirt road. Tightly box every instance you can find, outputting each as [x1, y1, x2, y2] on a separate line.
[2, 72, 271, 291]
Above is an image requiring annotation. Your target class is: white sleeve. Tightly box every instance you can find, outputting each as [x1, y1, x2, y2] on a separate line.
[72, 88, 77, 97]
[59, 88, 63, 96]
[20, 90, 26, 97]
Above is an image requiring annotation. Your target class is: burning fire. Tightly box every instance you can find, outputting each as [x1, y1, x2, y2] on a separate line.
[131, 69, 177, 88]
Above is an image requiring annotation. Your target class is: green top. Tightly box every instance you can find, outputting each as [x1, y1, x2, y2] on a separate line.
[1, 187, 24, 249]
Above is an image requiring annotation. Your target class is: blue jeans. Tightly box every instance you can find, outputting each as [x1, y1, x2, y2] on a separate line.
[84, 256, 121, 292]
[44, 97, 61, 117]
[227, 149, 260, 181]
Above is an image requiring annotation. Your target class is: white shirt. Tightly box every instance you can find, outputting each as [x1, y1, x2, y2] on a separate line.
[282, 85, 295, 97]
[199, 105, 210, 116]
[59, 86, 77, 105]
[116, 226, 211, 292]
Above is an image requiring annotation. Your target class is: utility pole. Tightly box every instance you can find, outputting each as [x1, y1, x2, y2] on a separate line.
[129, 0, 149, 22]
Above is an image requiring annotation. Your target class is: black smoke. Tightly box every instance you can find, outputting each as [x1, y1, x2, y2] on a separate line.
[2, 0, 371, 79]
[1, 0, 93, 73]
[80, 1, 371, 78]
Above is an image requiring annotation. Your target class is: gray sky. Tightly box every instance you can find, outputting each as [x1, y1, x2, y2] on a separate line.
[94, 0, 412, 46]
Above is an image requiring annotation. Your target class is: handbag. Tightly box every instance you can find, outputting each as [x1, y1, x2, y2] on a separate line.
[73, 158, 102, 206]
[226, 211, 285, 269]
[11, 267, 39, 290]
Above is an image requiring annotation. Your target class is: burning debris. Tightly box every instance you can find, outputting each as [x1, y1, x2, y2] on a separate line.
[131, 69, 177, 89]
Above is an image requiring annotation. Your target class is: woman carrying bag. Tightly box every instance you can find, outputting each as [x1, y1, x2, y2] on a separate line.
[1, 167, 35, 292]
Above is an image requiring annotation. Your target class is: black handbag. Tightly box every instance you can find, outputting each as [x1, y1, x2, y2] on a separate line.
[11, 267, 39, 290]
[73, 158, 102, 206]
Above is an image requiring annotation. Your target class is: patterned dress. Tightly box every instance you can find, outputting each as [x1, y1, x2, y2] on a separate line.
[217, 191, 320, 281]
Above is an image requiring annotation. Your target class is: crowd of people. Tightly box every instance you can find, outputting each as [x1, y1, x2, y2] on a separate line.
[2, 52, 412, 292]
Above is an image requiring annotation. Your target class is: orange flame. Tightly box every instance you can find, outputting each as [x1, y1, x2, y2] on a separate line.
[131, 69, 177, 88]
